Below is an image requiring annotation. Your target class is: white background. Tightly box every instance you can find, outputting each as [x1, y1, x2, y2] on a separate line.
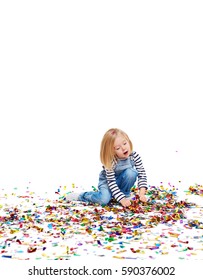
[0, 1, 203, 194]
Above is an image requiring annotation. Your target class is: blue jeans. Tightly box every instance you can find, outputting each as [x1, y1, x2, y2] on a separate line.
[78, 167, 138, 205]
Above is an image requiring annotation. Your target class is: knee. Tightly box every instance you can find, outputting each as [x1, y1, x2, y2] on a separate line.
[99, 189, 111, 205]
[123, 168, 138, 181]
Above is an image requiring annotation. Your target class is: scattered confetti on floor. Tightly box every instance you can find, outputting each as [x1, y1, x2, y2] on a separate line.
[0, 183, 202, 260]
[187, 184, 203, 196]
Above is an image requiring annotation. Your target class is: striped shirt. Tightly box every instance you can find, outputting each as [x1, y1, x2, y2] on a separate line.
[105, 151, 147, 202]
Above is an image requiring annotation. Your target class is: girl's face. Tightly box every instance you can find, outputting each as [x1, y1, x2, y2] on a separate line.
[114, 135, 131, 159]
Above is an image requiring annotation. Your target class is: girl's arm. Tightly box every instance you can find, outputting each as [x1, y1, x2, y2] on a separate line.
[132, 151, 147, 189]
[105, 169, 126, 202]
[132, 151, 148, 202]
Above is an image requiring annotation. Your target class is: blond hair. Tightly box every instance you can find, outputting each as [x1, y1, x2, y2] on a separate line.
[100, 128, 133, 169]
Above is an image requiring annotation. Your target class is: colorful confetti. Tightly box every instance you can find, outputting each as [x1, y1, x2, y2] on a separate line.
[0, 183, 202, 260]
[187, 184, 203, 196]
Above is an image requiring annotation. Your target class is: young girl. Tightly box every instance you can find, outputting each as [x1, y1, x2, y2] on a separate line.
[66, 128, 148, 207]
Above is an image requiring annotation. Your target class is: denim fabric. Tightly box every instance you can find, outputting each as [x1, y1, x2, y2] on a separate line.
[78, 156, 138, 205]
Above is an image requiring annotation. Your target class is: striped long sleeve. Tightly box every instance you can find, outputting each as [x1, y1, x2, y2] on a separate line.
[105, 169, 126, 202]
[131, 151, 147, 189]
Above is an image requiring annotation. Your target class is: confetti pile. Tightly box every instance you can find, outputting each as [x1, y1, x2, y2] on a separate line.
[0, 183, 202, 260]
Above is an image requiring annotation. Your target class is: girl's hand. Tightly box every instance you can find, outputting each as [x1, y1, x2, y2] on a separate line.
[120, 197, 131, 207]
[139, 187, 147, 202]
[139, 194, 147, 202]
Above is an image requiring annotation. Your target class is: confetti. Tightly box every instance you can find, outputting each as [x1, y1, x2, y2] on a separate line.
[0, 183, 202, 260]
